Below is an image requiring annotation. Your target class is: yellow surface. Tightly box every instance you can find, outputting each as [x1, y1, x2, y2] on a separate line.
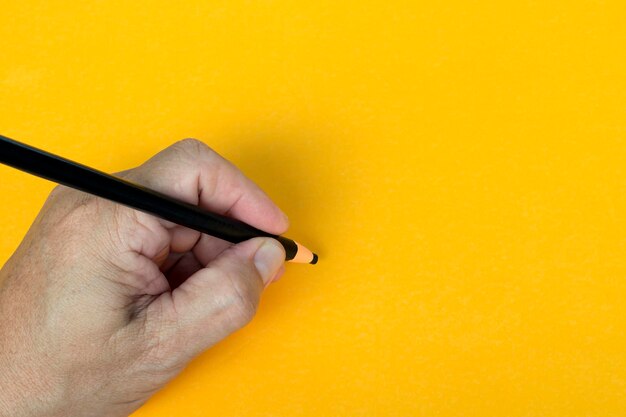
[2, 1, 626, 415]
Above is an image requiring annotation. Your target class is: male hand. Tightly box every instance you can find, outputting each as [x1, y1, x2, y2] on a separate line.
[0, 139, 288, 417]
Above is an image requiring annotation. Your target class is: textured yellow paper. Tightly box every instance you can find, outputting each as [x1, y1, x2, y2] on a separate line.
[2, 1, 626, 415]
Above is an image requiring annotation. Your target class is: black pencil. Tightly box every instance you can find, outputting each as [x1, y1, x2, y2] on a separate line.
[0, 135, 318, 264]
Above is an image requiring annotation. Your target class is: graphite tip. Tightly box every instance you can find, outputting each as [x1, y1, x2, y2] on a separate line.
[310, 253, 319, 265]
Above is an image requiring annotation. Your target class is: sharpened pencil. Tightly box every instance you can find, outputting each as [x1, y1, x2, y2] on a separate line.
[0, 135, 318, 264]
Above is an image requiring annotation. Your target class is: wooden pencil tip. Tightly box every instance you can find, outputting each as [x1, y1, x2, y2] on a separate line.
[290, 241, 317, 264]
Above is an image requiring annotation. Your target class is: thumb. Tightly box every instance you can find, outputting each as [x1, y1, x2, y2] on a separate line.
[168, 237, 285, 356]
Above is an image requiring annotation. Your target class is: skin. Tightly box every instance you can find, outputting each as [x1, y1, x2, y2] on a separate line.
[0, 139, 289, 417]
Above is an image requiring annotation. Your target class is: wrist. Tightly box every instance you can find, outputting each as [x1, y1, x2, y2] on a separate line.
[0, 343, 67, 417]
[0, 298, 64, 417]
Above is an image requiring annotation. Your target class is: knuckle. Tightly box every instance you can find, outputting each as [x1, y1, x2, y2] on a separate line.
[172, 138, 218, 162]
[41, 187, 126, 252]
[112, 168, 136, 182]
[174, 138, 209, 155]
[45, 190, 96, 227]
[45, 185, 82, 209]
[48, 184, 66, 198]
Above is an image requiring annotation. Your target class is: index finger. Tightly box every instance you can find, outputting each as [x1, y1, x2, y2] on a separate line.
[124, 138, 290, 236]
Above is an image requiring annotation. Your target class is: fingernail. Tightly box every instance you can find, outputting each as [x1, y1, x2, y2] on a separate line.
[254, 239, 285, 285]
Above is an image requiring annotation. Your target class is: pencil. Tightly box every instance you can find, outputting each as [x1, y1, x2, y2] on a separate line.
[0, 135, 318, 264]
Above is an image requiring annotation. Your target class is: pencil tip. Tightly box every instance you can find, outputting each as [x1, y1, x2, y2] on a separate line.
[290, 241, 317, 264]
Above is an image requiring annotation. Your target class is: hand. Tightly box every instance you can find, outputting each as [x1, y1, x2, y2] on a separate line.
[0, 139, 289, 417]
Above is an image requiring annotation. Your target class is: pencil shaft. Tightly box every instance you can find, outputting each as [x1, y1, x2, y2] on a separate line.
[0, 135, 298, 260]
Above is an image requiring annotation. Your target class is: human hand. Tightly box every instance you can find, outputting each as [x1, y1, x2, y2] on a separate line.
[0, 139, 289, 417]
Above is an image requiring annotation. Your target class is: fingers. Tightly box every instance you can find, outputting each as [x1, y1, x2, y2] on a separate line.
[122, 139, 289, 255]
[191, 233, 232, 265]
[163, 252, 204, 290]
[166, 237, 285, 357]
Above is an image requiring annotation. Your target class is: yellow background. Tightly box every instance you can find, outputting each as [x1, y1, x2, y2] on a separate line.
[2, 1, 626, 415]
